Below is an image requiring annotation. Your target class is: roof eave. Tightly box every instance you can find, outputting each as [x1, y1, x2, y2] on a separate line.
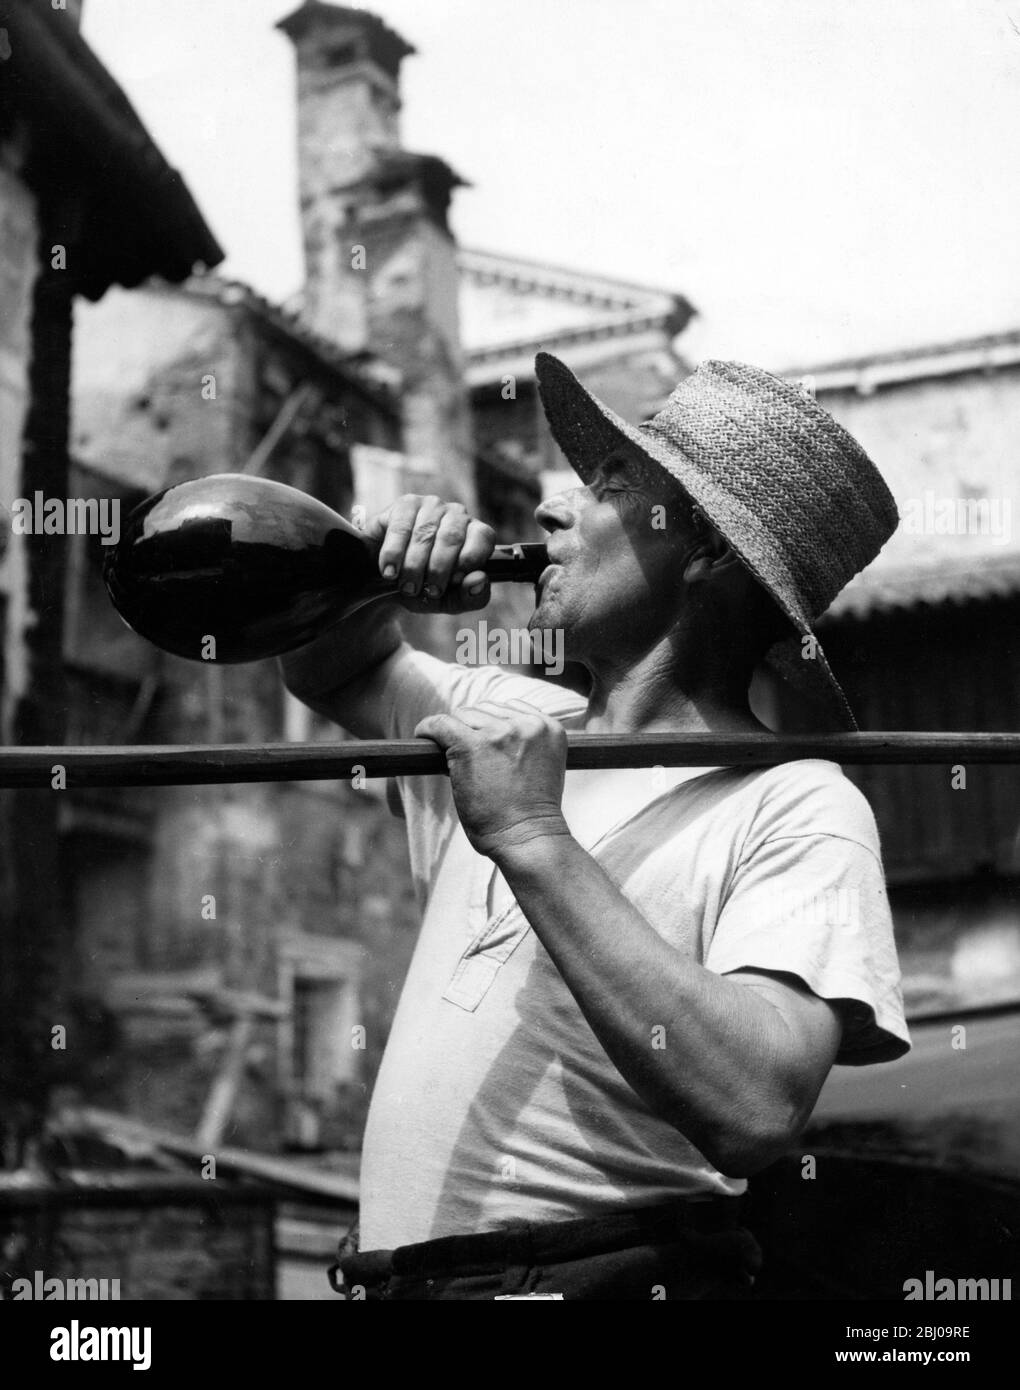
[783, 331, 1020, 396]
[822, 552, 1020, 622]
[177, 275, 401, 421]
[4, 0, 224, 298]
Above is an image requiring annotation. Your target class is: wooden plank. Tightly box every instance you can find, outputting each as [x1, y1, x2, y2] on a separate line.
[242, 383, 315, 477]
[195, 1015, 255, 1153]
[1, 732, 1020, 788]
[80, 1107, 359, 1203]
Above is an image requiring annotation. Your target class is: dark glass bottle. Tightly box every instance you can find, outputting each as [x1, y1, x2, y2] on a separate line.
[104, 473, 548, 664]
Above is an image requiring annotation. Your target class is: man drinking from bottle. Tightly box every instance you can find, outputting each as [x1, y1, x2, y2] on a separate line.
[282, 351, 910, 1301]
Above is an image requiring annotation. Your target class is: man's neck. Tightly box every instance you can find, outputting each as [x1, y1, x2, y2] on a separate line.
[580, 642, 769, 736]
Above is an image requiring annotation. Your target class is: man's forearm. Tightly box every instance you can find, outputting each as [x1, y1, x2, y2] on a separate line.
[492, 825, 829, 1177]
[279, 604, 404, 727]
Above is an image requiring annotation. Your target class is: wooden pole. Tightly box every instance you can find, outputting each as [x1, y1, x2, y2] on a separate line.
[1, 732, 1019, 788]
[0, 228, 75, 1165]
[194, 1015, 255, 1153]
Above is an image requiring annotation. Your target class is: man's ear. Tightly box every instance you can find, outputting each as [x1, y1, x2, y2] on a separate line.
[681, 525, 743, 584]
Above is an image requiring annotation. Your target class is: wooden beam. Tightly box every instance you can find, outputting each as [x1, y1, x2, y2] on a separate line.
[80, 1107, 359, 1203]
[1, 732, 1019, 788]
[242, 382, 315, 477]
[195, 1015, 255, 1153]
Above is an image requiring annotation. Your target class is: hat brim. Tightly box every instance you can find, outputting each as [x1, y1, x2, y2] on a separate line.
[534, 350, 858, 732]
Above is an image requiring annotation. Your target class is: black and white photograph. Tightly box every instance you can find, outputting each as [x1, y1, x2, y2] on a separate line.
[0, 0, 1018, 1357]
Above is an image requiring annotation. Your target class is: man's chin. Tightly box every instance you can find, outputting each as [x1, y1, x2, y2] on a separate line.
[528, 599, 556, 632]
[528, 602, 579, 662]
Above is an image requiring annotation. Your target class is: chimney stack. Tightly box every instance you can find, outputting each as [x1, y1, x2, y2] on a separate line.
[277, 2, 475, 506]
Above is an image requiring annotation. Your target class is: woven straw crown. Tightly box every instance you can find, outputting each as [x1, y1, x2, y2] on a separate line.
[534, 351, 900, 730]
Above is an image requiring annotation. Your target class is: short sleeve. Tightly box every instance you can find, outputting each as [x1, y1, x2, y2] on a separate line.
[706, 827, 910, 1066]
[379, 645, 587, 741]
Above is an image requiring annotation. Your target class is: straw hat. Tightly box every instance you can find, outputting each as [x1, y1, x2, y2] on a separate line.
[534, 351, 899, 730]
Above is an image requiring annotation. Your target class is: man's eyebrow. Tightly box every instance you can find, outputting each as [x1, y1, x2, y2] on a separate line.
[594, 451, 638, 475]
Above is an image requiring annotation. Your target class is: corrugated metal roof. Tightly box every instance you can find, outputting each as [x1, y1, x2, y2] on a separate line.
[825, 550, 1020, 621]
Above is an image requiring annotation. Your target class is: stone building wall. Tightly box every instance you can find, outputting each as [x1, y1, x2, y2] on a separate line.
[72, 287, 248, 491]
[0, 1182, 276, 1301]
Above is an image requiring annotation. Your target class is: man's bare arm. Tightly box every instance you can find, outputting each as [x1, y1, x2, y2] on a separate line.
[494, 827, 842, 1178]
[279, 604, 406, 737]
[279, 494, 496, 737]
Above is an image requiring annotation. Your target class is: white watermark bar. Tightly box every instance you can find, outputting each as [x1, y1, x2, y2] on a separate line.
[1, 732, 1019, 787]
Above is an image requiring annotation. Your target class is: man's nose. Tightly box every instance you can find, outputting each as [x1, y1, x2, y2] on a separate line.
[534, 492, 576, 533]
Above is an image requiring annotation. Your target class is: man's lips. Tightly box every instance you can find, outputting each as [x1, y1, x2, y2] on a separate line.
[537, 564, 561, 589]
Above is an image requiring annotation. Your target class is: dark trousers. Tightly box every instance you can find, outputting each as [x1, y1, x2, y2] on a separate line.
[334, 1200, 762, 1300]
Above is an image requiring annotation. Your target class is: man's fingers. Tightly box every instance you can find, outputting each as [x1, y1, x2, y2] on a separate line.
[421, 705, 541, 741]
[395, 496, 448, 598]
[362, 500, 495, 610]
[441, 517, 496, 611]
[422, 506, 470, 600]
[414, 713, 476, 747]
[456, 703, 565, 751]
[447, 572, 490, 613]
[455, 519, 497, 581]
[374, 496, 425, 580]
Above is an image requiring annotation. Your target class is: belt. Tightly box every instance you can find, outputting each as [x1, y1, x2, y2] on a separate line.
[335, 1197, 745, 1290]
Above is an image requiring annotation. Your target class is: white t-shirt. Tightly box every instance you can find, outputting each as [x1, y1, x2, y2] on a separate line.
[355, 649, 910, 1250]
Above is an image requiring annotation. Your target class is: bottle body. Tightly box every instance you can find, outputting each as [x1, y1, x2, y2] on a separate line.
[104, 474, 546, 664]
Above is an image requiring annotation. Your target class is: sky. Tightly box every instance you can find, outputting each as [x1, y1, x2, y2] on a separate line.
[80, 0, 1020, 368]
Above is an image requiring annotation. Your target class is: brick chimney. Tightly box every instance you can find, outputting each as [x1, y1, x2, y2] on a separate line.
[277, 2, 475, 505]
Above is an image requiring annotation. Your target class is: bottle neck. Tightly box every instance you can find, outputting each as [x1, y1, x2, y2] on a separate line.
[482, 542, 548, 583]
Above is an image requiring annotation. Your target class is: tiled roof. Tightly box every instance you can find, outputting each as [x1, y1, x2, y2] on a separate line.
[824, 550, 1020, 621]
[181, 274, 399, 417]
